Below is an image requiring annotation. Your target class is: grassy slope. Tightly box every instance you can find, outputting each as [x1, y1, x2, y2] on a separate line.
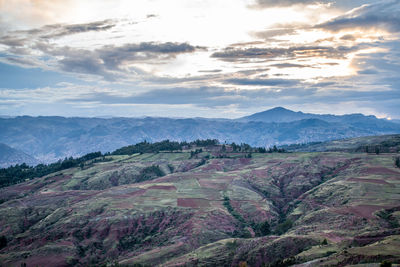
[284, 134, 400, 153]
[0, 142, 399, 266]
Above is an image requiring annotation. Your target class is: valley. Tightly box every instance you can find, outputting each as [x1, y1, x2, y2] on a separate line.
[0, 136, 399, 266]
[1, 108, 399, 166]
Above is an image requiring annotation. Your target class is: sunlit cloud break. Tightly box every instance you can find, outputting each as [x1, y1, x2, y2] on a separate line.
[0, 0, 399, 119]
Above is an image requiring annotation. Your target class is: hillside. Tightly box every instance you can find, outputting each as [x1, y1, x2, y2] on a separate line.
[240, 107, 397, 128]
[0, 143, 39, 168]
[0, 138, 399, 266]
[283, 134, 400, 153]
[1, 108, 400, 164]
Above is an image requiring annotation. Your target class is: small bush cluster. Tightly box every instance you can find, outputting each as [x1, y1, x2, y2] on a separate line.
[395, 156, 400, 168]
[223, 196, 271, 237]
[135, 165, 165, 183]
[0, 151, 106, 188]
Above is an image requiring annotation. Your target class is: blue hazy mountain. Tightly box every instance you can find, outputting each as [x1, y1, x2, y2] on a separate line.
[0, 143, 39, 168]
[0, 108, 399, 164]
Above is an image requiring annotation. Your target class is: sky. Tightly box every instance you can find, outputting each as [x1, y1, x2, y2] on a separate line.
[0, 0, 399, 119]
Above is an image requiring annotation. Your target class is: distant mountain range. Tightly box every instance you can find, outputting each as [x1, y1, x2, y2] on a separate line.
[0, 143, 39, 168]
[240, 107, 396, 126]
[0, 107, 399, 165]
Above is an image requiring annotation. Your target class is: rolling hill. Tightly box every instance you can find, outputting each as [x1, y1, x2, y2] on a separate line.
[283, 134, 400, 153]
[0, 108, 399, 164]
[0, 143, 39, 168]
[0, 136, 399, 266]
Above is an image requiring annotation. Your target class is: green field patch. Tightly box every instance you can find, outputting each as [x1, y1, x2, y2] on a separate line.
[348, 177, 391, 185]
[177, 198, 211, 208]
[227, 184, 263, 201]
[337, 204, 390, 219]
[296, 242, 339, 262]
[174, 177, 201, 190]
[197, 175, 234, 191]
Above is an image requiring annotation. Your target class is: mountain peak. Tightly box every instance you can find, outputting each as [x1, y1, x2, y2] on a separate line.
[267, 107, 293, 112]
[240, 107, 305, 123]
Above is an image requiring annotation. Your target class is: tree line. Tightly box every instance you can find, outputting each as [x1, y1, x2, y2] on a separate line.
[0, 139, 286, 189]
[112, 139, 285, 155]
[0, 152, 105, 188]
[112, 139, 219, 155]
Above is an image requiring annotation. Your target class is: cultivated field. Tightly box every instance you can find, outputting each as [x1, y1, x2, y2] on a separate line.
[0, 137, 399, 266]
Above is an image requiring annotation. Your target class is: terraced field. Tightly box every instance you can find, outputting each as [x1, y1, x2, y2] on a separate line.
[0, 140, 399, 266]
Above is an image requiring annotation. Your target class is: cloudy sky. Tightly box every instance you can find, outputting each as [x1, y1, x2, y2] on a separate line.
[0, 0, 399, 119]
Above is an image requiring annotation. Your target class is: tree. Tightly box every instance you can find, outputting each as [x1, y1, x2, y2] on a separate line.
[380, 260, 392, 267]
[258, 221, 271, 236]
[0, 235, 7, 249]
[275, 219, 293, 235]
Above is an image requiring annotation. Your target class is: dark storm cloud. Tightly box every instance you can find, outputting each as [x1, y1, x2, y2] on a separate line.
[254, 0, 322, 8]
[98, 42, 201, 70]
[271, 63, 309, 68]
[211, 45, 360, 62]
[65, 86, 317, 108]
[198, 69, 223, 73]
[357, 69, 379, 75]
[316, 1, 400, 32]
[0, 21, 116, 50]
[43, 20, 116, 38]
[224, 78, 300, 86]
[59, 53, 112, 79]
[2, 57, 38, 67]
[340, 34, 357, 41]
[252, 0, 378, 9]
[0, 36, 27, 47]
[53, 42, 203, 79]
[63, 81, 400, 111]
[253, 27, 299, 41]
[11, 20, 117, 40]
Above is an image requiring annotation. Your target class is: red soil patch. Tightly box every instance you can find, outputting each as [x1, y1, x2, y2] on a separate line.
[267, 159, 281, 164]
[348, 178, 391, 185]
[321, 232, 350, 243]
[15, 254, 69, 267]
[197, 179, 228, 190]
[115, 202, 135, 209]
[106, 188, 146, 199]
[252, 169, 269, 178]
[338, 205, 387, 219]
[147, 185, 176, 190]
[101, 164, 120, 171]
[126, 188, 146, 196]
[156, 173, 210, 183]
[177, 198, 210, 208]
[201, 163, 224, 171]
[238, 158, 251, 164]
[361, 167, 400, 176]
[57, 240, 74, 246]
[387, 176, 400, 181]
[280, 163, 296, 169]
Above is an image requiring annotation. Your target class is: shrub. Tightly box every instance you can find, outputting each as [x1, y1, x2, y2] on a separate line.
[136, 165, 165, 183]
[380, 260, 392, 267]
[275, 219, 293, 235]
[395, 157, 400, 168]
[0, 235, 7, 249]
[254, 221, 271, 236]
[225, 240, 238, 250]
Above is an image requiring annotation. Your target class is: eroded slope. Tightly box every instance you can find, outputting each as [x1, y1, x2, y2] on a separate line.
[0, 148, 399, 266]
